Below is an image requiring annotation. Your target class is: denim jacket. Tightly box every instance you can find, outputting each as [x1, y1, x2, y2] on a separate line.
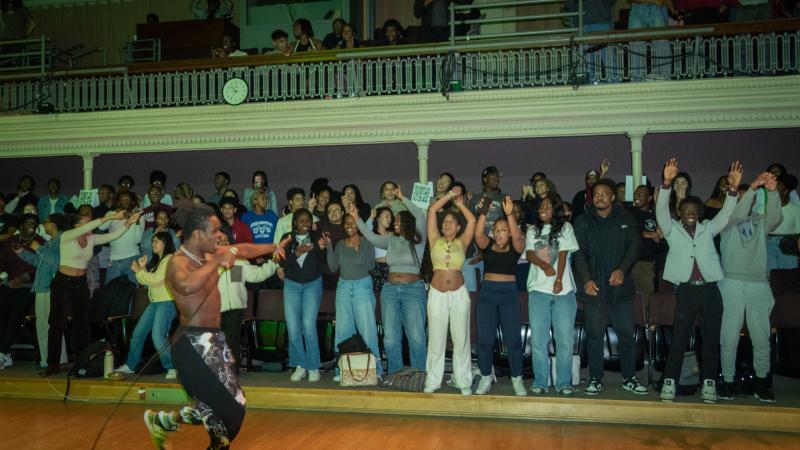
[18, 234, 60, 294]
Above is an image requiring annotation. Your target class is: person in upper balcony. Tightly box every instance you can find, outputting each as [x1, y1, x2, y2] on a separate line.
[211, 34, 247, 58]
[381, 19, 406, 46]
[291, 18, 324, 52]
[322, 18, 345, 50]
[413, 0, 474, 43]
[190, 0, 233, 20]
[270, 29, 291, 56]
[335, 22, 360, 49]
[674, 0, 733, 24]
[1, 0, 36, 55]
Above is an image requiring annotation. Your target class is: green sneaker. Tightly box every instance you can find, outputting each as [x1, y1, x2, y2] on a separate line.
[144, 409, 168, 450]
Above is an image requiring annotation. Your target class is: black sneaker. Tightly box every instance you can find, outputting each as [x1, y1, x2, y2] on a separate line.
[584, 378, 603, 396]
[754, 378, 776, 403]
[717, 380, 737, 401]
[622, 377, 649, 395]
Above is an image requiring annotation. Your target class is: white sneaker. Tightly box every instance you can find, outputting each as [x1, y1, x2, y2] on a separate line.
[660, 378, 676, 402]
[332, 373, 341, 383]
[165, 369, 177, 380]
[115, 364, 134, 374]
[460, 387, 472, 396]
[290, 366, 307, 382]
[511, 376, 527, 397]
[2, 353, 12, 368]
[0, 353, 5, 370]
[474, 375, 493, 395]
[307, 370, 321, 382]
[701, 379, 718, 404]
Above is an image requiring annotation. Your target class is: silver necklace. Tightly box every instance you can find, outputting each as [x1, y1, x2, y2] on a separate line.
[181, 246, 206, 265]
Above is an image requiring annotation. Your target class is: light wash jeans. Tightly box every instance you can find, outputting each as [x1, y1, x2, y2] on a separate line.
[583, 22, 620, 83]
[125, 301, 176, 370]
[334, 276, 384, 376]
[529, 290, 577, 390]
[628, 4, 671, 81]
[284, 277, 323, 370]
[380, 280, 427, 374]
[462, 259, 483, 293]
[106, 255, 138, 285]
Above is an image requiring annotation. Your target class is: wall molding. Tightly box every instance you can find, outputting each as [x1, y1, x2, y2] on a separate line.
[1, 76, 800, 159]
[24, 0, 132, 9]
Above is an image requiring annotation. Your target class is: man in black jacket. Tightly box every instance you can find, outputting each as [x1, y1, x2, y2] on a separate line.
[572, 179, 648, 396]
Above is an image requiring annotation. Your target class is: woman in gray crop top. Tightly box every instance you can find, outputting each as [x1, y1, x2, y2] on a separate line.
[326, 213, 383, 379]
[352, 186, 428, 375]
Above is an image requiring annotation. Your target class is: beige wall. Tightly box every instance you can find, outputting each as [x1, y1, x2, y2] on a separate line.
[31, 1, 240, 66]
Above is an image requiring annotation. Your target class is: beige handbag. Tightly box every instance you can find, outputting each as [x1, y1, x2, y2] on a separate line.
[338, 352, 378, 387]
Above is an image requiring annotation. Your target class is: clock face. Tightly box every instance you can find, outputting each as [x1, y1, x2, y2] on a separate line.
[223, 78, 248, 105]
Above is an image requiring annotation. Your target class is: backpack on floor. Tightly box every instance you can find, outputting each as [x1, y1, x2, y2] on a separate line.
[69, 339, 113, 378]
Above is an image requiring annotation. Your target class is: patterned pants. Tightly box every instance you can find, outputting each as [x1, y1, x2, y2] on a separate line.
[172, 327, 245, 450]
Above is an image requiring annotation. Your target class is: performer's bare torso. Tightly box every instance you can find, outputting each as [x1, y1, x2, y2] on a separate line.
[168, 252, 224, 328]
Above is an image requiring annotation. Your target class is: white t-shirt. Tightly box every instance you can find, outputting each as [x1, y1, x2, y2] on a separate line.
[772, 202, 800, 235]
[525, 222, 579, 295]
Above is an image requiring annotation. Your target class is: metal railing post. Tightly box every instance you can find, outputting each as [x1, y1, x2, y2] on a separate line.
[578, 0, 584, 37]
[450, 2, 455, 47]
[40, 35, 46, 76]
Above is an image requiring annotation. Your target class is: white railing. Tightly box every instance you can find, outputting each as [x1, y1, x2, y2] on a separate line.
[1, 30, 798, 114]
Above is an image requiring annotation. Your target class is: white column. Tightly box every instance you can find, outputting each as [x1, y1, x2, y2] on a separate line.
[416, 140, 430, 184]
[81, 154, 95, 190]
[626, 131, 646, 188]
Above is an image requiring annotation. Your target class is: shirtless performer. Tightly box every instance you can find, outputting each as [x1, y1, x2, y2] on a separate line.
[143, 202, 289, 450]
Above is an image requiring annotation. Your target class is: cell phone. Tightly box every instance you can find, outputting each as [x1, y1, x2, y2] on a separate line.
[477, 196, 492, 215]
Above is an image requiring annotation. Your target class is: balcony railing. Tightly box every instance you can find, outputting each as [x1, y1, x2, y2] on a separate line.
[0, 20, 798, 114]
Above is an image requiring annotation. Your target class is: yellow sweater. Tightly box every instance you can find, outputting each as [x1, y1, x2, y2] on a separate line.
[135, 254, 174, 302]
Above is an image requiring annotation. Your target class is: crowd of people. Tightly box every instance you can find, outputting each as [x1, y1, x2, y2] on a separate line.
[0, 160, 798, 402]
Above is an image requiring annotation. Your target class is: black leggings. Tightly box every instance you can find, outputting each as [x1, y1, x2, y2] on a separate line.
[172, 327, 245, 450]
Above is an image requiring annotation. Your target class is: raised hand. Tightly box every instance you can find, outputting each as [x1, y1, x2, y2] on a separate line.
[394, 186, 404, 201]
[764, 172, 778, 192]
[501, 195, 514, 216]
[727, 161, 744, 189]
[663, 158, 679, 185]
[318, 233, 329, 250]
[126, 211, 143, 226]
[600, 158, 610, 176]
[137, 255, 148, 268]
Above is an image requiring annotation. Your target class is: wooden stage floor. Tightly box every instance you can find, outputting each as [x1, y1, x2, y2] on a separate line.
[2, 398, 800, 450]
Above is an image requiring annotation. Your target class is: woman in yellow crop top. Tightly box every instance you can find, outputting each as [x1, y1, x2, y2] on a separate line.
[424, 190, 476, 395]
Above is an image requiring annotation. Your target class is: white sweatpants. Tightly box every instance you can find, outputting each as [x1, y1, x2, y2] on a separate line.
[718, 278, 774, 381]
[425, 285, 472, 390]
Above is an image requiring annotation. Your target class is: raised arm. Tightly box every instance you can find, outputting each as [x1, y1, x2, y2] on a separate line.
[502, 196, 525, 253]
[428, 191, 455, 246]
[656, 158, 679, 236]
[225, 234, 291, 261]
[397, 187, 426, 238]
[454, 195, 477, 249]
[708, 161, 744, 236]
[244, 260, 278, 283]
[351, 203, 389, 249]
[62, 210, 126, 242]
[93, 211, 142, 246]
[474, 212, 489, 250]
[763, 174, 783, 232]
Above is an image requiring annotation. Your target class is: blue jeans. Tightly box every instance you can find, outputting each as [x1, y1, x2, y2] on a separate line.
[126, 301, 176, 370]
[334, 276, 384, 376]
[583, 22, 620, 83]
[628, 4, 670, 81]
[380, 280, 427, 374]
[462, 259, 483, 293]
[768, 235, 798, 270]
[284, 277, 323, 370]
[529, 290, 577, 390]
[106, 255, 138, 285]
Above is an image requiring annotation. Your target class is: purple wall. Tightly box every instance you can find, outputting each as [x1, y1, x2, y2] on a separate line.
[3, 128, 799, 210]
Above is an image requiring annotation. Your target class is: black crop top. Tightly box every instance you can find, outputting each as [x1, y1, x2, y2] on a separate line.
[482, 239, 522, 275]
